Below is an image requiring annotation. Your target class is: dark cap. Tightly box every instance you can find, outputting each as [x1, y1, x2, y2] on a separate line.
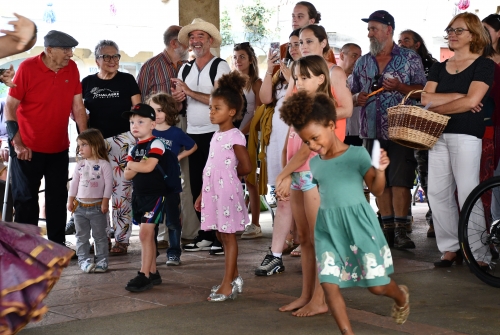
[122, 103, 156, 121]
[44, 30, 79, 47]
[362, 10, 395, 30]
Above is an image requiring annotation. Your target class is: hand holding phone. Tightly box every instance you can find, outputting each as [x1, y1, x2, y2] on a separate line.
[270, 42, 280, 64]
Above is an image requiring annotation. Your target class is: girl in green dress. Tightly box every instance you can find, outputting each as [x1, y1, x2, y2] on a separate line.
[280, 91, 410, 334]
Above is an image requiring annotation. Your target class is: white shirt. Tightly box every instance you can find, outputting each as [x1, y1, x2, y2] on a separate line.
[178, 57, 231, 134]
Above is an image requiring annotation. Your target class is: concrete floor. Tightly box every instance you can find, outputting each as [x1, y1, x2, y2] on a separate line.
[18, 201, 500, 335]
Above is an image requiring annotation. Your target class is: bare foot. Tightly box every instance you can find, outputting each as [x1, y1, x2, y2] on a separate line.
[292, 301, 329, 317]
[279, 297, 310, 312]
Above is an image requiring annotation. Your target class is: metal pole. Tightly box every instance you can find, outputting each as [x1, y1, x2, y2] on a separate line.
[2, 158, 11, 222]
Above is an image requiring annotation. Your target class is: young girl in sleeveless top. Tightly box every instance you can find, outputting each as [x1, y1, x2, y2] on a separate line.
[281, 91, 410, 333]
[194, 72, 252, 302]
[276, 55, 337, 316]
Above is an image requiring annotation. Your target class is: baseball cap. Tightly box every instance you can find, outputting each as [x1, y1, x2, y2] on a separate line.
[362, 10, 395, 30]
[122, 103, 155, 121]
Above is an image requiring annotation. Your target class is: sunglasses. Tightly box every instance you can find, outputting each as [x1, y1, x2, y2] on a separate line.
[234, 42, 250, 47]
[371, 74, 382, 92]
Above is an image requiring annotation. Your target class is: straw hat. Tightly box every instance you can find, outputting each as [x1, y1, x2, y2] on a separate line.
[178, 18, 222, 48]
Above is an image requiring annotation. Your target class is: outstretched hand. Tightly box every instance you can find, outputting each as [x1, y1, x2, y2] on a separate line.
[1, 65, 16, 87]
[0, 13, 36, 51]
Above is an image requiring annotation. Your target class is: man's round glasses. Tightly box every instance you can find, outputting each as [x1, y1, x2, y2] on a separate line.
[97, 54, 121, 62]
[53, 47, 75, 54]
[445, 27, 469, 35]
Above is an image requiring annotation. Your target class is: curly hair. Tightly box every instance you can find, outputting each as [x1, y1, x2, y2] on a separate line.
[280, 91, 336, 131]
[146, 93, 179, 126]
[211, 71, 248, 121]
[76, 128, 109, 162]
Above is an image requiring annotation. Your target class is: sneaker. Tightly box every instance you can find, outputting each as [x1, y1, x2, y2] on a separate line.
[266, 186, 277, 208]
[157, 240, 169, 249]
[255, 250, 285, 276]
[166, 255, 181, 266]
[125, 272, 153, 292]
[149, 271, 162, 285]
[80, 259, 95, 273]
[94, 259, 108, 273]
[65, 216, 76, 235]
[183, 234, 213, 252]
[209, 239, 224, 255]
[241, 224, 263, 239]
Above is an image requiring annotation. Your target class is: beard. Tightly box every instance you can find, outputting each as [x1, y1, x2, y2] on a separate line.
[176, 46, 189, 61]
[370, 38, 385, 56]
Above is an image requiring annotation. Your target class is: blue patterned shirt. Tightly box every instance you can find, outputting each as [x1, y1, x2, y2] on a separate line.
[349, 44, 427, 140]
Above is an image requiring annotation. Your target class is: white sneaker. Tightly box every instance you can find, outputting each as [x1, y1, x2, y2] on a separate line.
[80, 258, 95, 273]
[241, 224, 262, 239]
[94, 259, 108, 273]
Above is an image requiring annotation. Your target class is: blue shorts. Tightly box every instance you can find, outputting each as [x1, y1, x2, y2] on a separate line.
[290, 171, 317, 192]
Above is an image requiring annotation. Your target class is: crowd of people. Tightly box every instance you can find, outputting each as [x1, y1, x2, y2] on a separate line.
[2, 2, 500, 334]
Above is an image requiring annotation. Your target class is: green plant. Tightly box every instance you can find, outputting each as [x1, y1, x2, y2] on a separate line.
[239, 0, 276, 53]
[221, 9, 234, 46]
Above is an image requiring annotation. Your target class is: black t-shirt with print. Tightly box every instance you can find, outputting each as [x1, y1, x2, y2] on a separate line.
[427, 56, 495, 138]
[127, 137, 167, 196]
[82, 71, 141, 139]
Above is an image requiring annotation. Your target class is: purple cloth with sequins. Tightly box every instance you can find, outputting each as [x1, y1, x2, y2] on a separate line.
[349, 43, 427, 140]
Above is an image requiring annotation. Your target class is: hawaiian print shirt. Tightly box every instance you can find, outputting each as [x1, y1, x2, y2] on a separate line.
[349, 44, 427, 140]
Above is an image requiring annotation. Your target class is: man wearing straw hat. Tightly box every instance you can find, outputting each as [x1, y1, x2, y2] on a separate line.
[349, 10, 426, 250]
[171, 18, 231, 254]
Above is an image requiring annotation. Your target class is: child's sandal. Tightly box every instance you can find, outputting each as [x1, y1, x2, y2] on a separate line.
[391, 285, 410, 325]
[110, 242, 128, 255]
[290, 245, 301, 257]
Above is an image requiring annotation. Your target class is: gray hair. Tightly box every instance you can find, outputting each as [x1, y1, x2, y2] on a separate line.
[163, 26, 181, 47]
[94, 40, 119, 56]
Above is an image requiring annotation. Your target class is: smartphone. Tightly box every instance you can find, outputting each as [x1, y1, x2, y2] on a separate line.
[270, 42, 280, 64]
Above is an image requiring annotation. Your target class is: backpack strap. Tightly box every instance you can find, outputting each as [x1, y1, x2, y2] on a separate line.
[209, 58, 226, 86]
[181, 59, 196, 82]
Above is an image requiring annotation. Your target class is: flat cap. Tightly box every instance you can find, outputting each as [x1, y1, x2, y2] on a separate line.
[44, 30, 78, 47]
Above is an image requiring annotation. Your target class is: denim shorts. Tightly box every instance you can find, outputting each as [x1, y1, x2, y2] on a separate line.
[290, 171, 317, 191]
[132, 194, 166, 225]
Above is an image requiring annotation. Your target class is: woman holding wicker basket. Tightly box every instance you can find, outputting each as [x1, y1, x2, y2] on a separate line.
[422, 13, 495, 268]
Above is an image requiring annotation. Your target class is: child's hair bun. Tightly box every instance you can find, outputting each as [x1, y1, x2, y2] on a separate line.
[217, 71, 247, 93]
[211, 71, 249, 121]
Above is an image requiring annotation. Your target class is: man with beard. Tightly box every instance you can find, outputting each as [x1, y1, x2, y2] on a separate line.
[136, 26, 199, 256]
[398, 29, 438, 238]
[349, 11, 426, 249]
[172, 18, 230, 254]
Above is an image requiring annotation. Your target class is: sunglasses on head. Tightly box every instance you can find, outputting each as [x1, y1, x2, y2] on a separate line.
[371, 74, 382, 92]
[234, 42, 250, 47]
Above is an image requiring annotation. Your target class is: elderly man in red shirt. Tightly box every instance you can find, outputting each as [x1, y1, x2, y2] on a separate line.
[5, 30, 87, 244]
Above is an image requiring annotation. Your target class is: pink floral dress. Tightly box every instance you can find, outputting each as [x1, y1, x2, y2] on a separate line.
[200, 128, 249, 233]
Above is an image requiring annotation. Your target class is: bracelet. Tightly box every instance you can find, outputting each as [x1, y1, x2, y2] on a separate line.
[266, 71, 273, 76]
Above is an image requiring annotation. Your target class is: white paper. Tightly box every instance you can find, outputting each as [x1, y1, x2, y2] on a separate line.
[371, 140, 380, 169]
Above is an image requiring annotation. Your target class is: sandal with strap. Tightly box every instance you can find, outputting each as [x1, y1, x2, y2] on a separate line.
[391, 285, 410, 325]
[290, 245, 301, 257]
[282, 239, 296, 255]
[110, 242, 128, 255]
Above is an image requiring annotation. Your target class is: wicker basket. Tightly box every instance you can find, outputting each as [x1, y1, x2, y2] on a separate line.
[387, 90, 450, 150]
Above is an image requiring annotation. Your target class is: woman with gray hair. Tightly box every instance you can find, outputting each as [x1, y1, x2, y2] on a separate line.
[81, 40, 141, 255]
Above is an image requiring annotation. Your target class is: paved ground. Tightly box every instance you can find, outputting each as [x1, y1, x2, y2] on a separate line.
[18, 201, 500, 335]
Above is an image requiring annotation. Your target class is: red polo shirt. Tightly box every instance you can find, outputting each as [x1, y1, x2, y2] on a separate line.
[9, 53, 81, 153]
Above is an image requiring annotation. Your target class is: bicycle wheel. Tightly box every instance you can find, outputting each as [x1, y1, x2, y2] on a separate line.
[459, 176, 500, 287]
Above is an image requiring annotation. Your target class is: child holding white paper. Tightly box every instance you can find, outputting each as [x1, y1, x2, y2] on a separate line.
[280, 91, 410, 334]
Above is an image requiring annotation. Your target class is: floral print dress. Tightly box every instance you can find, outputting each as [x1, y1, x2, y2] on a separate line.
[200, 128, 249, 233]
[310, 146, 394, 288]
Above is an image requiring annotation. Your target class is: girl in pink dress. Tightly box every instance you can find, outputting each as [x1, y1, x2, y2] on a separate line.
[194, 72, 252, 302]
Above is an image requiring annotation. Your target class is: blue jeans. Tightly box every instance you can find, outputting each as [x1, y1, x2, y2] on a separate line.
[74, 201, 108, 266]
[164, 192, 181, 257]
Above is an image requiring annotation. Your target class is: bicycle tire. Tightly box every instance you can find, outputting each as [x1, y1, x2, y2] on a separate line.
[459, 176, 500, 287]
